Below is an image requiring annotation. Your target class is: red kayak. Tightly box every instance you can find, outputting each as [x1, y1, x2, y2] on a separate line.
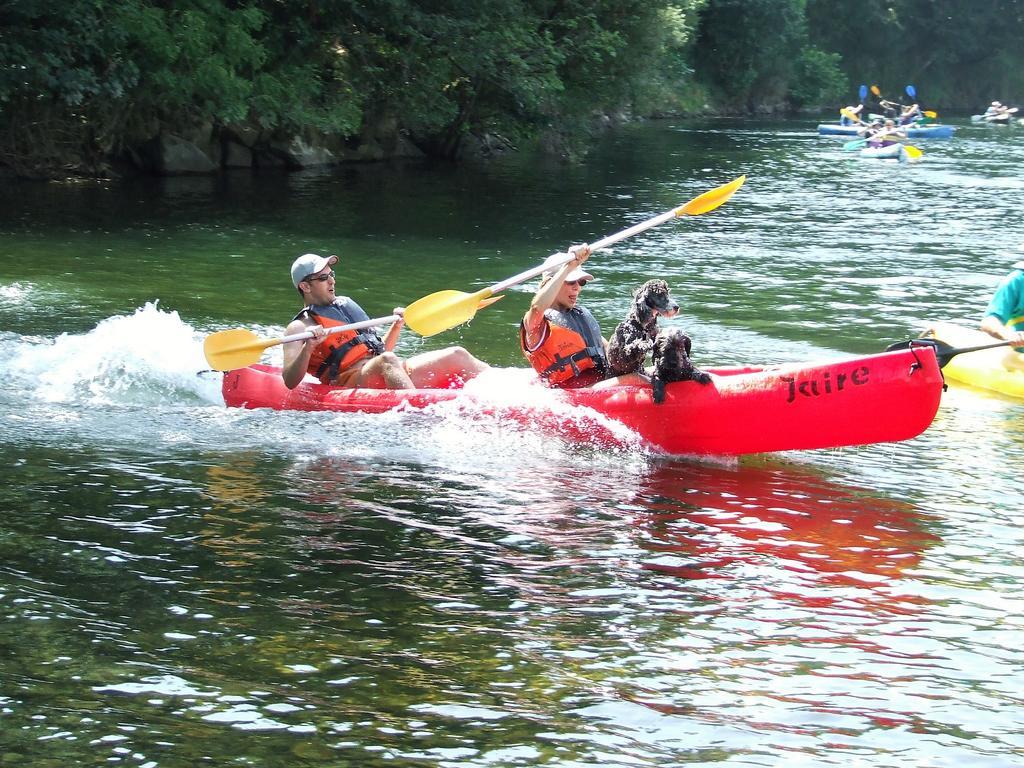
[221, 346, 944, 456]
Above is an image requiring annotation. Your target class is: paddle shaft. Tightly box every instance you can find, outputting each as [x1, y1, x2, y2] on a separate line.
[937, 338, 1021, 364]
[889, 337, 1021, 368]
[488, 207, 681, 294]
[280, 315, 399, 347]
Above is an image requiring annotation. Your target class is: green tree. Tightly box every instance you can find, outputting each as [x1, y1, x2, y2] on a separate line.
[806, 0, 1024, 109]
[691, 0, 812, 110]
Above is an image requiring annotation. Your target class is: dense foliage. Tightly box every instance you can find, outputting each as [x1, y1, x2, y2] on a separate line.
[805, 0, 1024, 108]
[1, 0, 1022, 176]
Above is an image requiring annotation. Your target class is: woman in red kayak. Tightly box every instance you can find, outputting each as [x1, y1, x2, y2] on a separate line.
[519, 245, 647, 389]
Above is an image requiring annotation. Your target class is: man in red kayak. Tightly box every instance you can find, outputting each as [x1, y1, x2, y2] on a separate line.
[281, 253, 489, 390]
[519, 245, 647, 389]
[980, 258, 1024, 371]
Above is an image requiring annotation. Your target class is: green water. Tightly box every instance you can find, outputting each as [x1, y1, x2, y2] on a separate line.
[2, 117, 1023, 767]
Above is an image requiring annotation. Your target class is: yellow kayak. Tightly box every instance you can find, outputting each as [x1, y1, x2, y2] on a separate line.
[922, 322, 1024, 399]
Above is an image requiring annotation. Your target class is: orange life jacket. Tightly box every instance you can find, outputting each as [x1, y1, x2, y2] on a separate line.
[297, 299, 385, 383]
[520, 306, 607, 387]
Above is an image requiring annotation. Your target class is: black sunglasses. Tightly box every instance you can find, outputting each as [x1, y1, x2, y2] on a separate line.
[305, 271, 335, 283]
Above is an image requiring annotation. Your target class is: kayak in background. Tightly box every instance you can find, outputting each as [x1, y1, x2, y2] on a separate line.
[971, 104, 1018, 124]
[860, 144, 914, 162]
[818, 123, 954, 138]
[922, 322, 1024, 399]
[971, 113, 1014, 124]
[221, 347, 945, 457]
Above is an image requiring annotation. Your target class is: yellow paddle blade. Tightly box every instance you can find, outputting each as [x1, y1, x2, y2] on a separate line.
[923, 110, 937, 118]
[840, 107, 862, 124]
[204, 328, 275, 371]
[404, 287, 493, 337]
[476, 295, 504, 309]
[903, 144, 923, 160]
[675, 175, 746, 217]
[871, 85, 881, 97]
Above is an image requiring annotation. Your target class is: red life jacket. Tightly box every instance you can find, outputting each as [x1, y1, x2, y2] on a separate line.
[520, 306, 607, 387]
[297, 299, 385, 383]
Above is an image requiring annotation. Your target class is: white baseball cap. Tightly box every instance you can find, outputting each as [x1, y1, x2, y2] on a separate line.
[539, 252, 594, 284]
[291, 253, 338, 288]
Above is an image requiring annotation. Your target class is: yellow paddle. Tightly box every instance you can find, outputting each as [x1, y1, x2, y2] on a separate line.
[902, 144, 923, 160]
[403, 174, 747, 337]
[204, 296, 504, 371]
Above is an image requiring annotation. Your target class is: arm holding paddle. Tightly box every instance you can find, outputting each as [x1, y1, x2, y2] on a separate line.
[281, 316, 330, 389]
[522, 245, 593, 349]
[381, 308, 406, 352]
[980, 315, 1024, 346]
[980, 263, 1024, 348]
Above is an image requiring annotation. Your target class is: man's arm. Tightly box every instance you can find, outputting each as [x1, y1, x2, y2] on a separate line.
[382, 308, 405, 352]
[281, 318, 324, 389]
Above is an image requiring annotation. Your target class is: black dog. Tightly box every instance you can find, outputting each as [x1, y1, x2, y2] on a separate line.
[607, 280, 679, 377]
[650, 327, 712, 404]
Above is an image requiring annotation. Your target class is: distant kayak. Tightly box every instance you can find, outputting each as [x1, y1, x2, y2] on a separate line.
[971, 114, 1012, 124]
[860, 144, 911, 162]
[221, 348, 944, 457]
[818, 123, 955, 138]
[922, 322, 1024, 399]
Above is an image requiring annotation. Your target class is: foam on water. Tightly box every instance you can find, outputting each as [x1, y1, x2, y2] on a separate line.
[3, 301, 220, 406]
[0, 302, 659, 471]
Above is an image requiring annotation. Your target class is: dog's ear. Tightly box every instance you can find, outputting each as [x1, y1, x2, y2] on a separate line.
[651, 335, 666, 360]
[633, 286, 648, 317]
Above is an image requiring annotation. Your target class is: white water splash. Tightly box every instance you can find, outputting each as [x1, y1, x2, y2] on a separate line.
[5, 302, 221, 405]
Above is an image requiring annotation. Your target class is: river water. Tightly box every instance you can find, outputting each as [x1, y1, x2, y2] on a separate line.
[2, 117, 1023, 767]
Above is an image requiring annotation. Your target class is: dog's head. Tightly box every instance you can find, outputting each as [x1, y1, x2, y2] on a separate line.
[652, 327, 692, 370]
[633, 279, 679, 322]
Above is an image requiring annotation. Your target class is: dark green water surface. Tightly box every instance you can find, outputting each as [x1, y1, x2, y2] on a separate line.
[2, 117, 1023, 767]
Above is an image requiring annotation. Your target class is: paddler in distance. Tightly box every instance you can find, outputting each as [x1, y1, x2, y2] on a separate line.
[281, 253, 489, 390]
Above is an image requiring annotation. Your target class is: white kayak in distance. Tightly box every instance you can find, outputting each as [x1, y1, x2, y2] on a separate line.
[971, 107, 1018, 124]
[859, 143, 917, 163]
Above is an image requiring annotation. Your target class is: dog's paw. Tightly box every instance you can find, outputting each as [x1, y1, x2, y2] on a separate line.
[651, 377, 667, 404]
[692, 369, 713, 385]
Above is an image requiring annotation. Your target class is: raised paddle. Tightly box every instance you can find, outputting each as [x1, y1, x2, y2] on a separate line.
[204, 295, 505, 371]
[859, 84, 868, 103]
[402, 175, 747, 337]
[871, 84, 904, 113]
[885, 337, 1021, 368]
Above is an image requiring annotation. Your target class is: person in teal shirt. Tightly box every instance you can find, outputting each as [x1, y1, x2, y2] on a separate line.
[980, 259, 1024, 370]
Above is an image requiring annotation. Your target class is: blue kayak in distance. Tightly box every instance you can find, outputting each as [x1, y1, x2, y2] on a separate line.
[818, 123, 955, 138]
